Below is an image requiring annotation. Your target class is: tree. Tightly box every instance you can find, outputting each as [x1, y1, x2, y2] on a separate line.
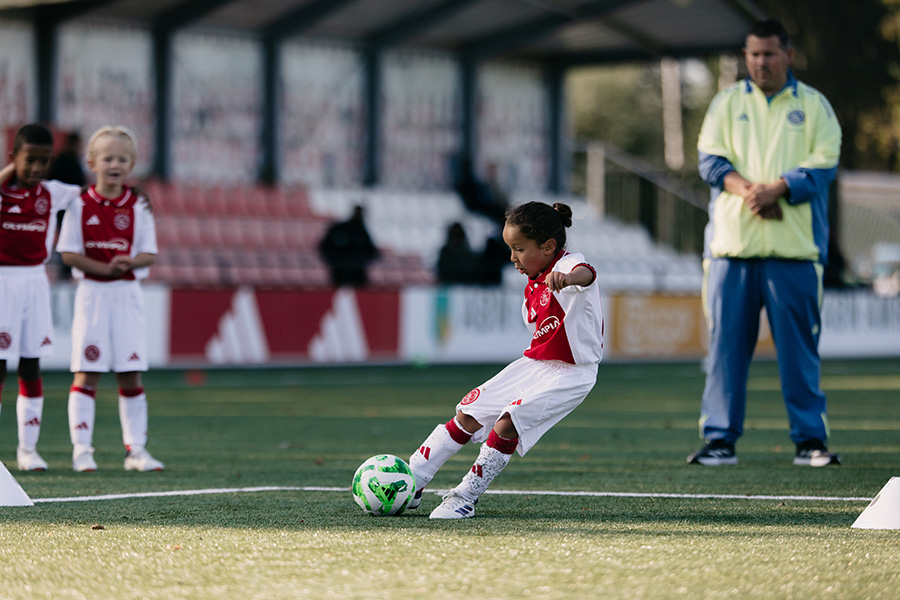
[754, 0, 900, 170]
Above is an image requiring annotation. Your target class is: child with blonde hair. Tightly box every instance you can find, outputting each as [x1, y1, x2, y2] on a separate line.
[57, 126, 164, 472]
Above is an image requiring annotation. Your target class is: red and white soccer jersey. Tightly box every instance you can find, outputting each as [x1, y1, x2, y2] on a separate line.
[522, 250, 604, 364]
[56, 185, 157, 373]
[1, 179, 81, 266]
[455, 250, 605, 455]
[0, 179, 81, 359]
[56, 185, 157, 281]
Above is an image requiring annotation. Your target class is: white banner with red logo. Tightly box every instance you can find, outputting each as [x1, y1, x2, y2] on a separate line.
[31, 284, 900, 369]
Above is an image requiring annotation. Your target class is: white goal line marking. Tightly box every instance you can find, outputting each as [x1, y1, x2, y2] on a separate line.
[32, 486, 873, 504]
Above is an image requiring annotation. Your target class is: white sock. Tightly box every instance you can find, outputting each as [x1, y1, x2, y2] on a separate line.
[455, 441, 514, 502]
[409, 421, 470, 491]
[68, 387, 96, 449]
[16, 395, 44, 451]
[119, 390, 148, 451]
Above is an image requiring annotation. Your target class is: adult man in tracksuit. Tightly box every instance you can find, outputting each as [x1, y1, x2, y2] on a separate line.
[688, 19, 842, 467]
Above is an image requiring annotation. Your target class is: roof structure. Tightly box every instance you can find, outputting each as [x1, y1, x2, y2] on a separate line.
[1, 0, 766, 187]
[0, 0, 764, 64]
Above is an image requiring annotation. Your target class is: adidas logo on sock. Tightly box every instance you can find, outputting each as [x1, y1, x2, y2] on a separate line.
[74, 422, 90, 430]
[419, 446, 431, 460]
[24, 417, 41, 427]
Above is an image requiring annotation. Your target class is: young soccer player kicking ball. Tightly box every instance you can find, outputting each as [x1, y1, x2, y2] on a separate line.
[0, 124, 82, 471]
[407, 201, 604, 518]
[56, 125, 164, 472]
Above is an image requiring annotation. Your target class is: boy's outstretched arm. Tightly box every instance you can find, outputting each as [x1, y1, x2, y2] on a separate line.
[0, 163, 15, 186]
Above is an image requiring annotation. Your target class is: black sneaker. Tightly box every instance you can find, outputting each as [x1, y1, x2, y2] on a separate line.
[793, 440, 841, 466]
[687, 439, 738, 465]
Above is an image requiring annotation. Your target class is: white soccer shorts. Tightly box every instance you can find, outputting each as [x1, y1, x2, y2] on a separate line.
[455, 356, 598, 456]
[0, 266, 54, 360]
[70, 279, 148, 373]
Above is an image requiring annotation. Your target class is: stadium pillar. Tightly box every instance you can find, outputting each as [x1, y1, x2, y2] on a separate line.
[459, 58, 478, 173]
[546, 63, 567, 194]
[152, 27, 172, 181]
[34, 17, 57, 124]
[363, 46, 382, 187]
[32, 1, 118, 124]
[259, 37, 280, 185]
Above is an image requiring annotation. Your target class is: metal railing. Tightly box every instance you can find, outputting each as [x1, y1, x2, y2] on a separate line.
[573, 142, 708, 256]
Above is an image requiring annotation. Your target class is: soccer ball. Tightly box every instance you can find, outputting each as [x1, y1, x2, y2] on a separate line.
[351, 454, 417, 516]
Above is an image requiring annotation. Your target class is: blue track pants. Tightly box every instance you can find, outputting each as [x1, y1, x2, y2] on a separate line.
[700, 258, 829, 445]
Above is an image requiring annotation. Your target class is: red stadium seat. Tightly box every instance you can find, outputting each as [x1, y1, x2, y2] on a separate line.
[176, 184, 209, 215]
[238, 219, 267, 249]
[153, 215, 180, 247]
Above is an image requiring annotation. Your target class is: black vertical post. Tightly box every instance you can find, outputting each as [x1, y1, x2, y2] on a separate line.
[546, 63, 566, 194]
[34, 17, 56, 124]
[152, 27, 171, 180]
[638, 176, 657, 240]
[259, 37, 280, 185]
[459, 57, 477, 173]
[362, 45, 381, 187]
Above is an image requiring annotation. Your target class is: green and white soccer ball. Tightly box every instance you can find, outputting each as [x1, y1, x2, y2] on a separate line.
[351, 454, 417, 516]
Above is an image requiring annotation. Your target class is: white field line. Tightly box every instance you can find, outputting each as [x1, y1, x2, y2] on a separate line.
[32, 486, 873, 504]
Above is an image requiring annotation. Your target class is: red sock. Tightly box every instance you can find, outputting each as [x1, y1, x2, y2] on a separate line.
[486, 430, 518, 455]
[445, 418, 473, 445]
[19, 378, 42, 398]
[71, 385, 96, 398]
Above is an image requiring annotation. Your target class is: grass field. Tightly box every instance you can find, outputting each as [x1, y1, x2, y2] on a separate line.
[1, 358, 898, 599]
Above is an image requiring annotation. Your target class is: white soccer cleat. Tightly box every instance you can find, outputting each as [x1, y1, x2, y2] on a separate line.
[406, 489, 424, 510]
[429, 490, 477, 519]
[73, 446, 98, 472]
[17, 448, 48, 471]
[124, 447, 165, 472]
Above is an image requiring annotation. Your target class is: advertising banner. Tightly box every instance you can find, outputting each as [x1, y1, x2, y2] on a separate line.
[168, 287, 400, 364]
[35, 284, 900, 369]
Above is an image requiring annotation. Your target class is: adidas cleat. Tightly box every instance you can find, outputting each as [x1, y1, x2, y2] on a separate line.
[793, 440, 841, 466]
[73, 446, 98, 472]
[17, 448, 48, 471]
[429, 490, 477, 519]
[687, 439, 738, 466]
[124, 447, 165, 472]
[407, 489, 423, 510]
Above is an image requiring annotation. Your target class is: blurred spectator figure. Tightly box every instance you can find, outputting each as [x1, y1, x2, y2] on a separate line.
[484, 161, 509, 213]
[319, 205, 379, 287]
[47, 131, 85, 280]
[437, 222, 480, 284]
[480, 235, 510, 285]
[47, 131, 86, 187]
[454, 157, 508, 226]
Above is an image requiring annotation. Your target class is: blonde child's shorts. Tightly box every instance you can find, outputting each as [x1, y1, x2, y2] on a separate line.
[70, 279, 148, 373]
[456, 356, 598, 456]
[0, 266, 54, 360]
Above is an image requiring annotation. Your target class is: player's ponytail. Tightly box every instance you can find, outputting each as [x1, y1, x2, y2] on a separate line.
[506, 201, 570, 250]
[552, 202, 573, 228]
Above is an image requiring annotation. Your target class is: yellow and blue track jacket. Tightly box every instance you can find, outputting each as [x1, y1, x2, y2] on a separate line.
[697, 73, 842, 264]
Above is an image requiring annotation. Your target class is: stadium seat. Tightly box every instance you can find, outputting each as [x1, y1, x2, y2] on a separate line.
[153, 215, 180, 248]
